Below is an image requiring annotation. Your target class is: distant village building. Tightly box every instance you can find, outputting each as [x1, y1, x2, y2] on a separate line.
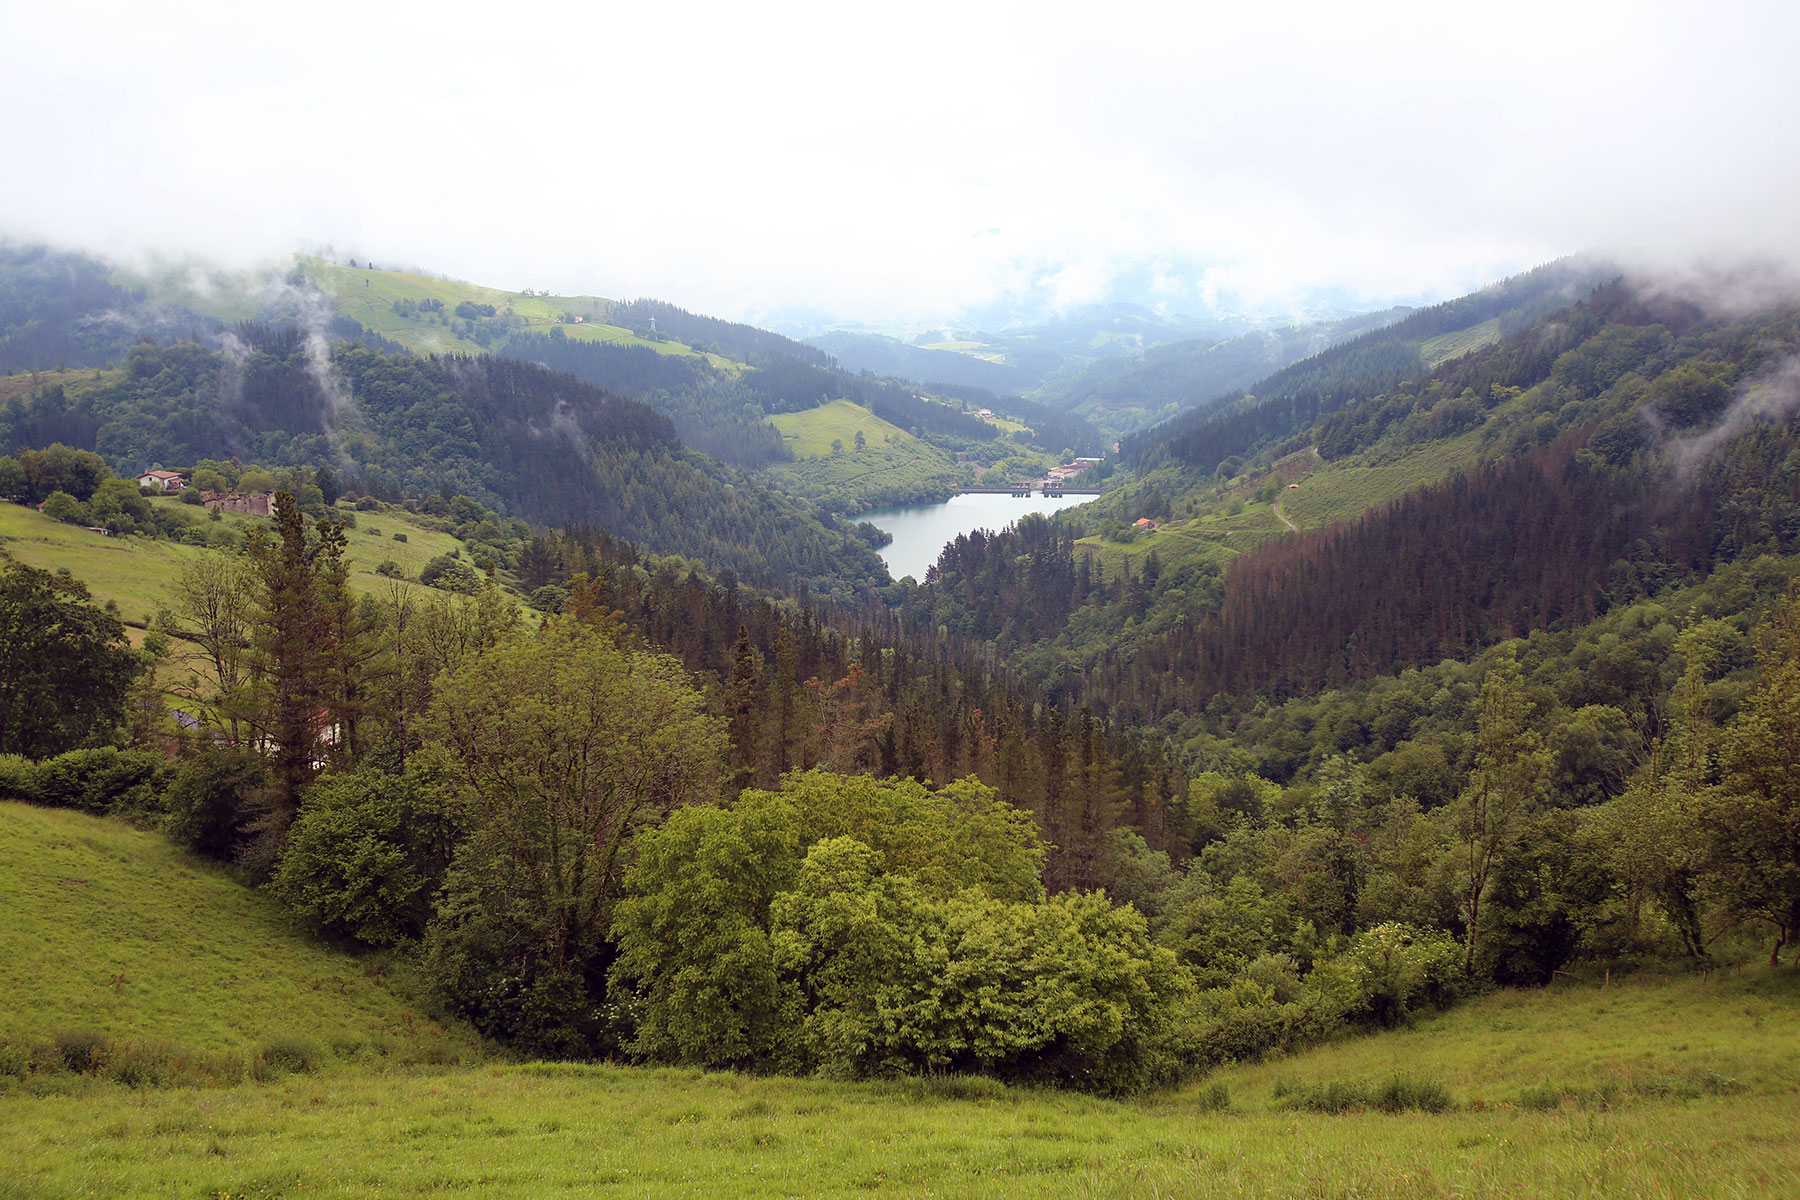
[978, 408, 994, 418]
[137, 469, 186, 491]
[201, 490, 275, 516]
[1134, 517, 1163, 530]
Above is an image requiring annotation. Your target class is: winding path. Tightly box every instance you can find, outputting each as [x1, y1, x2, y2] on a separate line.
[1271, 445, 1322, 532]
[1273, 496, 1298, 532]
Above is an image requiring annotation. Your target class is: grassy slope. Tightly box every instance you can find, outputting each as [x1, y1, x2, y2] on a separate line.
[0, 499, 479, 633]
[0, 803, 485, 1066]
[1419, 315, 1504, 367]
[0, 367, 115, 405]
[1, 924, 1794, 1198]
[299, 259, 712, 365]
[762, 401, 963, 510]
[768, 399, 913, 458]
[1, 807, 1794, 1196]
[1075, 427, 1486, 583]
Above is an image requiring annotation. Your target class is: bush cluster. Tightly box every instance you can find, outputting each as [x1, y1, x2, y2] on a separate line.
[0, 748, 169, 820]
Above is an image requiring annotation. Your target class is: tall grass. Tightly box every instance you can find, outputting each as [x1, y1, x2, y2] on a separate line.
[0, 803, 488, 1080]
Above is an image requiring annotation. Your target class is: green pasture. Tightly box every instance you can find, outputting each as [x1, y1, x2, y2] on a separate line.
[768, 400, 914, 459]
[0, 804, 487, 1071]
[1278, 433, 1481, 530]
[1419, 316, 1505, 368]
[917, 339, 998, 359]
[2, 805, 1797, 1197]
[303, 259, 610, 357]
[2, 946, 1796, 1197]
[980, 412, 1030, 435]
[0, 499, 486, 633]
[513, 323, 735, 368]
[1077, 430, 1485, 580]
[0, 368, 115, 405]
[0, 502, 211, 631]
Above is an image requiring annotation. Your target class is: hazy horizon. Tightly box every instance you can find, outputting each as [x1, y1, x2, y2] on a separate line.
[6, 1, 1798, 331]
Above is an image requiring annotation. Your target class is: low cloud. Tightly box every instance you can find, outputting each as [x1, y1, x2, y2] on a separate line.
[1665, 353, 1800, 483]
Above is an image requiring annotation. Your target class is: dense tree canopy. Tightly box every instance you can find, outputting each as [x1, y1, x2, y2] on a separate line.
[0, 562, 140, 757]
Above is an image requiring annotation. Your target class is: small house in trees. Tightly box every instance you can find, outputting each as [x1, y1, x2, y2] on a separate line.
[137, 469, 186, 491]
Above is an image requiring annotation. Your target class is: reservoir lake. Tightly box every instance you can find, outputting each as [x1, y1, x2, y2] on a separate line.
[856, 492, 1096, 582]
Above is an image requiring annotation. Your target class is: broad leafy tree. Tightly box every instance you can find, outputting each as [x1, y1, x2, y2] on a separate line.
[1449, 654, 1547, 973]
[421, 617, 723, 1054]
[0, 562, 140, 757]
[1697, 591, 1800, 964]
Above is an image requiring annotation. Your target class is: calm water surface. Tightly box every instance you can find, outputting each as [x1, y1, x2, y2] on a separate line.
[857, 493, 1095, 582]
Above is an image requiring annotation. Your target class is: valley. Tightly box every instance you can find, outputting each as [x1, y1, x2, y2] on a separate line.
[3, 241, 1799, 1199]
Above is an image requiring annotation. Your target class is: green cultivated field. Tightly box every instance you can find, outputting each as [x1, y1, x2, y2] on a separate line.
[3, 806, 1798, 1197]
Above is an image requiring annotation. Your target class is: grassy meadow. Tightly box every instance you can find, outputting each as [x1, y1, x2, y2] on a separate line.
[768, 400, 914, 459]
[0, 498, 487, 635]
[1075, 430, 1485, 582]
[302, 260, 613, 357]
[762, 402, 964, 512]
[1418, 316, 1505, 368]
[3, 804, 1798, 1198]
[0, 804, 487, 1072]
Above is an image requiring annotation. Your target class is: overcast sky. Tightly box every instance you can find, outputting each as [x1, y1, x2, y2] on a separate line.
[6, 0, 1798, 329]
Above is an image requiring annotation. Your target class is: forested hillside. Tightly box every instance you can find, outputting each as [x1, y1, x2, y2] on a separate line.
[0, 327, 889, 600]
[1030, 307, 1413, 436]
[0, 244, 197, 372]
[916, 272, 1797, 705]
[1122, 258, 1611, 473]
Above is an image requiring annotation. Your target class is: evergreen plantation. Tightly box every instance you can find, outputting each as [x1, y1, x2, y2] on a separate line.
[3, 242, 1800, 1192]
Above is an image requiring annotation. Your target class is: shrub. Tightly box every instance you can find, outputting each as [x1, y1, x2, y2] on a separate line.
[40, 490, 88, 524]
[164, 749, 269, 861]
[23, 747, 169, 817]
[1372, 1075, 1453, 1113]
[528, 585, 567, 613]
[103, 1041, 181, 1088]
[257, 1036, 322, 1077]
[391, 532, 407, 542]
[897, 1073, 1009, 1102]
[270, 755, 470, 946]
[1194, 1080, 1231, 1113]
[0, 754, 36, 801]
[374, 560, 404, 579]
[1273, 1077, 1367, 1113]
[1339, 922, 1465, 1026]
[54, 1028, 108, 1073]
[0, 1037, 36, 1078]
[1275, 1074, 1454, 1114]
[419, 555, 482, 594]
[1516, 1083, 1563, 1111]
